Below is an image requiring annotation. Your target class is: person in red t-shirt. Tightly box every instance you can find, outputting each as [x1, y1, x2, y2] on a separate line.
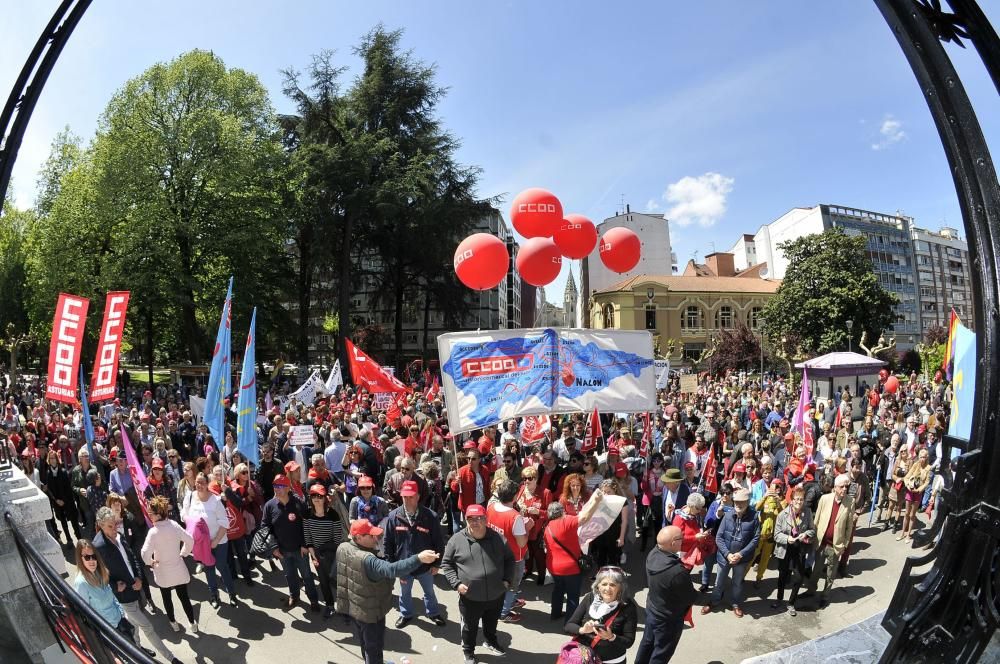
[544, 488, 604, 622]
[487, 480, 532, 623]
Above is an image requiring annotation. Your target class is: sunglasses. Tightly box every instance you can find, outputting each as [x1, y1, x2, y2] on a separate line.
[82, 553, 98, 562]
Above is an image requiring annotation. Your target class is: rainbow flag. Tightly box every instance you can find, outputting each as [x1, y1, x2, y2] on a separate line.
[942, 309, 960, 380]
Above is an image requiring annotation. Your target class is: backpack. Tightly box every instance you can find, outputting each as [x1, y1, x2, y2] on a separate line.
[556, 641, 600, 664]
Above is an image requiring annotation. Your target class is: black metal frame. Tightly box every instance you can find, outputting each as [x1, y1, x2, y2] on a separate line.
[1, 0, 999, 661]
[3, 513, 154, 664]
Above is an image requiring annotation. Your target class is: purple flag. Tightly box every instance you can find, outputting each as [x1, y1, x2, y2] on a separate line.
[120, 424, 152, 526]
[791, 367, 810, 435]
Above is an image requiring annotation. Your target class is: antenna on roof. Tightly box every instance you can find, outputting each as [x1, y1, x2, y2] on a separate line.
[619, 194, 626, 216]
[709, 242, 716, 253]
[691, 250, 699, 263]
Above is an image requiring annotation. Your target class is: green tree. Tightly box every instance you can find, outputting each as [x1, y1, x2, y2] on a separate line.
[34, 127, 82, 217]
[762, 229, 899, 355]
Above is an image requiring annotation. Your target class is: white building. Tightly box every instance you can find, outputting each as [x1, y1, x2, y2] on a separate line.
[911, 226, 972, 329]
[581, 205, 675, 326]
[728, 204, 921, 348]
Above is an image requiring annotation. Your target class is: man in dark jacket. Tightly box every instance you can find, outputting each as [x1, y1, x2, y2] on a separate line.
[441, 504, 514, 664]
[383, 480, 446, 628]
[634, 525, 696, 664]
[703, 488, 760, 617]
[93, 507, 175, 661]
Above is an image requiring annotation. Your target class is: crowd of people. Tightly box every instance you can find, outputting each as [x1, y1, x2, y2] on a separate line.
[0, 364, 953, 663]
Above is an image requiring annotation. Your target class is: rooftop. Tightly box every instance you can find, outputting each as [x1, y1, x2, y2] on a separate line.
[596, 273, 781, 295]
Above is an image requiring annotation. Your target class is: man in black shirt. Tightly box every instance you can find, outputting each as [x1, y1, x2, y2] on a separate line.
[261, 474, 321, 611]
[634, 525, 696, 664]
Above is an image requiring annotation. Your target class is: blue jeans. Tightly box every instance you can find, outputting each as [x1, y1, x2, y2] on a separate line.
[280, 549, 319, 602]
[550, 573, 582, 619]
[702, 556, 716, 586]
[398, 570, 440, 618]
[711, 559, 749, 608]
[501, 559, 525, 617]
[204, 541, 235, 597]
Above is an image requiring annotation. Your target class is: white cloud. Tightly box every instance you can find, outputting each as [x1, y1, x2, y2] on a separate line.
[872, 114, 906, 151]
[662, 172, 734, 227]
[644, 198, 660, 212]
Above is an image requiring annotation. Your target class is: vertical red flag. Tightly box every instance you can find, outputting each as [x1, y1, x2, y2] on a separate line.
[581, 407, 602, 453]
[90, 291, 130, 401]
[834, 404, 842, 431]
[521, 415, 550, 444]
[702, 446, 719, 494]
[804, 421, 815, 460]
[640, 412, 652, 456]
[386, 399, 402, 427]
[46, 293, 90, 404]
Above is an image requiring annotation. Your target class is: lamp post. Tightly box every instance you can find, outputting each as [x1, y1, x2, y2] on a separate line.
[759, 316, 766, 384]
[846, 319, 854, 353]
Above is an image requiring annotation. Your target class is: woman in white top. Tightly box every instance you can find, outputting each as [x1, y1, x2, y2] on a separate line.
[141, 496, 198, 634]
[181, 473, 236, 608]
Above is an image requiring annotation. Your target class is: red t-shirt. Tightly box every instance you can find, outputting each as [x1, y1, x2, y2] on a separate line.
[544, 515, 581, 576]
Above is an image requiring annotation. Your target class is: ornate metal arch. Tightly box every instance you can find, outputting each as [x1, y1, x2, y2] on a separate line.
[1, 0, 1000, 661]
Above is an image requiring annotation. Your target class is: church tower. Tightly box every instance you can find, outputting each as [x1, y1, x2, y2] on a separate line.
[564, 269, 578, 328]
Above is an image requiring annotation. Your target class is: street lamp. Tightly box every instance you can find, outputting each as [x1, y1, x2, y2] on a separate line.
[846, 319, 854, 353]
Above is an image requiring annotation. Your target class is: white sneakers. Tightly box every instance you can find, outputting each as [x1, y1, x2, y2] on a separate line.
[189, 622, 199, 635]
[169, 621, 181, 633]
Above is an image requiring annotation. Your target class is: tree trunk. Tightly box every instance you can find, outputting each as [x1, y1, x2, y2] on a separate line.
[393, 264, 404, 374]
[335, 211, 354, 370]
[146, 308, 155, 390]
[175, 232, 203, 361]
[421, 283, 431, 366]
[296, 222, 315, 365]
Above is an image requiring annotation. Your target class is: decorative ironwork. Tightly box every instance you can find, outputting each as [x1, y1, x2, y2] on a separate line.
[4, 513, 154, 664]
[874, 0, 1000, 662]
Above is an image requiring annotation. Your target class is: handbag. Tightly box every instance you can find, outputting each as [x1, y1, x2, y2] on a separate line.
[115, 616, 136, 641]
[553, 532, 595, 577]
[249, 524, 279, 559]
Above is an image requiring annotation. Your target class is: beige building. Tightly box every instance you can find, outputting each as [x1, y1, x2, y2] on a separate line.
[589, 252, 780, 363]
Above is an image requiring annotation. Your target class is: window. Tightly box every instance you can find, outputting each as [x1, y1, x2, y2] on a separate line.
[683, 344, 705, 362]
[645, 307, 656, 330]
[404, 332, 418, 345]
[748, 306, 763, 329]
[920, 286, 934, 298]
[914, 240, 929, 252]
[917, 255, 930, 266]
[923, 302, 937, 312]
[715, 305, 734, 329]
[951, 275, 966, 286]
[602, 304, 615, 329]
[948, 260, 963, 270]
[682, 305, 703, 329]
[319, 335, 330, 347]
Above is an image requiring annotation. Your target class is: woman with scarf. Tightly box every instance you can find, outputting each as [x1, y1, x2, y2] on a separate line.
[347, 475, 388, 525]
[771, 486, 815, 616]
[671, 492, 707, 563]
[516, 467, 548, 585]
[565, 566, 638, 664]
[783, 444, 816, 503]
[145, 459, 177, 519]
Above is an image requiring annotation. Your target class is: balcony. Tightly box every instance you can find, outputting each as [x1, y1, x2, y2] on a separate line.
[681, 327, 709, 337]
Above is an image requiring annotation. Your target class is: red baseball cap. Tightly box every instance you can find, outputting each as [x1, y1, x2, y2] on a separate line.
[463, 441, 478, 451]
[350, 519, 384, 537]
[614, 462, 629, 478]
[400, 480, 419, 497]
[151, 458, 164, 469]
[733, 462, 747, 474]
[272, 474, 290, 488]
[358, 475, 374, 488]
[465, 504, 487, 518]
[309, 484, 327, 497]
[284, 460, 300, 474]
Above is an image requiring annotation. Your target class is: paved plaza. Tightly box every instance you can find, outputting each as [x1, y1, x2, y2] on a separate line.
[46, 519, 918, 664]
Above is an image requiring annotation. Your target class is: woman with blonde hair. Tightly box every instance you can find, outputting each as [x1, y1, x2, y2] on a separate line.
[73, 539, 142, 647]
[141, 496, 198, 634]
[887, 447, 911, 533]
[176, 462, 197, 521]
[900, 448, 932, 542]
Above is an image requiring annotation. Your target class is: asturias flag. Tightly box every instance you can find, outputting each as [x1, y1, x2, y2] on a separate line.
[948, 321, 976, 442]
[236, 307, 258, 466]
[204, 277, 233, 447]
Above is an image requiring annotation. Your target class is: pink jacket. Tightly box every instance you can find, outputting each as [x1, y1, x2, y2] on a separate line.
[186, 517, 215, 566]
[141, 519, 194, 588]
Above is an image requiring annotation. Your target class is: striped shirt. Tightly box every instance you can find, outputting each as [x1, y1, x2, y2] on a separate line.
[303, 510, 345, 550]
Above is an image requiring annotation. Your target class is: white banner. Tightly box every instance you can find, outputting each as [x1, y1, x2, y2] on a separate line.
[189, 396, 206, 424]
[437, 328, 655, 434]
[578, 494, 627, 554]
[325, 360, 343, 394]
[654, 359, 671, 389]
[289, 424, 315, 446]
[289, 369, 327, 406]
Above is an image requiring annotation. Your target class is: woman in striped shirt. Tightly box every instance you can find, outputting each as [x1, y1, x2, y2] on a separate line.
[304, 484, 345, 619]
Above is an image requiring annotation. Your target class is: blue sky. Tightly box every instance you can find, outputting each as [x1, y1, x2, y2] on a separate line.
[3, 1, 999, 303]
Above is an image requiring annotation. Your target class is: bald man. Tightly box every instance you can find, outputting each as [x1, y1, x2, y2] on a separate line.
[634, 526, 696, 664]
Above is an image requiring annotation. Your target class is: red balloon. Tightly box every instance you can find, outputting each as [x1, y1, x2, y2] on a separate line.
[553, 214, 598, 259]
[510, 188, 563, 239]
[599, 227, 641, 273]
[884, 375, 900, 394]
[516, 237, 562, 287]
[454, 233, 509, 290]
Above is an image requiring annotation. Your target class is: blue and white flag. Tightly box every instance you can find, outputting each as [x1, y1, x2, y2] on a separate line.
[236, 308, 258, 466]
[948, 322, 976, 442]
[438, 328, 655, 434]
[79, 365, 96, 460]
[204, 277, 233, 446]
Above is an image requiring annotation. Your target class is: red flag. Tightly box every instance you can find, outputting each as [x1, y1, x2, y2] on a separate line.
[46, 293, 90, 404]
[804, 422, 815, 460]
[345, 339, 410, 394]
[640, 412, 652, 456]
[581, 408, 602, 453]
[703, 447, 718, 494]
[386, 400, 402, 427]
[521, 415, 550, 444]
[834, 404, 842, 430]
[426, 376, 440, 401]
[90, 291, 130, 402]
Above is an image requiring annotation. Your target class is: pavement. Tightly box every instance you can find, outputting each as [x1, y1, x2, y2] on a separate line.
[54, 516, 920, 664]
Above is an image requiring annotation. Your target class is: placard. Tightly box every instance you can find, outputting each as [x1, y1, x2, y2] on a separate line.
[679, 375, 698, 394]
[289, 424, 315, 446]
[373, 392, 394, 409]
